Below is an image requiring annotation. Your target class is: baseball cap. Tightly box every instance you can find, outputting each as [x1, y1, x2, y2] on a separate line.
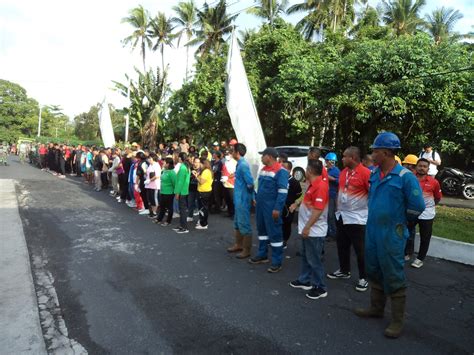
[259, 147, 279, 159]
[213, 141, 219, 146]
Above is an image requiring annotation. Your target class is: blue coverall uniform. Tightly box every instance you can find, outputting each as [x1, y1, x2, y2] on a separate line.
[366, 165, 425, 295]
[255, 164, 289, 267]
[233, 157, 254, 236]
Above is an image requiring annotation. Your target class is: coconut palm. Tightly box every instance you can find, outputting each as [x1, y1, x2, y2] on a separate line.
[149, 12, 176, 74]
[121, 5, 152, 72]
[172, 1, 198, 81]
[247, 0, 289, 27]
[425, 7, 463, 44]
[189, 0, 238, 56]
[382, 0, 426, 36]
[287, 0, 357, 40]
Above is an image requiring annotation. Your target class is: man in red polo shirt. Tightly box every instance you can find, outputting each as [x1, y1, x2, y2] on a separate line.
[288, 160, 329, 300]
[406, 158, 442, 268]
[38, 144, 47, 170]
[327, 147, 371, 292]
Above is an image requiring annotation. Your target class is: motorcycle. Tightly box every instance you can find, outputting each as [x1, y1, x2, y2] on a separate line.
[436, 167, 474, 200]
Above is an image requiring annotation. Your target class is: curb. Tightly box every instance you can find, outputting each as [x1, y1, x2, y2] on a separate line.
[414, 235, 474, 266]
[0, 179, 47, 354]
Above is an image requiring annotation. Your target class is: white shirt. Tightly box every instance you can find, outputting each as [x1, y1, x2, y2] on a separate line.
[420, 151, 441, 176]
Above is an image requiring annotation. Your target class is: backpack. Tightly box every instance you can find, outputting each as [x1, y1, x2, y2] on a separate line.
[419, 150, 437, 161]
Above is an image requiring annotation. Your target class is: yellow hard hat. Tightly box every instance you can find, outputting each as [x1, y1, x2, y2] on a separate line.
[402, 154, 418, 166]
[394, 155, 402, 165]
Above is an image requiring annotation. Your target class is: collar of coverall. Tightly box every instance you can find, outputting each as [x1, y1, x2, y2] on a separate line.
[262, 162, 283, 172]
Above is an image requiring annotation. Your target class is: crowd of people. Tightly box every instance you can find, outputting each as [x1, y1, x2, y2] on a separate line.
[17, 133, 443, 339]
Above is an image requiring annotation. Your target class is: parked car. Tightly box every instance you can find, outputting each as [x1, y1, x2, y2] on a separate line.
[275, 146, 331, 182]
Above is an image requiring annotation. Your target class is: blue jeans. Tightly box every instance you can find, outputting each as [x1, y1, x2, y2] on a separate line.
[187, 190, 198, 218]
[298, 237, 326, 291]
[178, 195, 188, 229]
[327, 197, 337, 237]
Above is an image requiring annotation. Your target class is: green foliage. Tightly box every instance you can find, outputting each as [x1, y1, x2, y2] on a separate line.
[0, 79, 39, 143]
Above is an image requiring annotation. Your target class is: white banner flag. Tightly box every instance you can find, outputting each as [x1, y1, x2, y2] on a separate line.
[98, 97, 116, 148]
[225, 30, 266, 178]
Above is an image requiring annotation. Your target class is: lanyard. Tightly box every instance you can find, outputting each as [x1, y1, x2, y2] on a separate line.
[344, 169, 356, 193]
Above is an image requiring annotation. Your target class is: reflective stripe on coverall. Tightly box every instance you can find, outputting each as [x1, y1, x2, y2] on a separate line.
[233, 158, 254, 236]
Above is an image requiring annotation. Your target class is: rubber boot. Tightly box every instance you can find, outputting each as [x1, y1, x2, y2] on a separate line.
[227, 230, 243, 253]
[236, 236, 252, 259]
[354, 282, 386, 318]
[384, 288, 406, 339]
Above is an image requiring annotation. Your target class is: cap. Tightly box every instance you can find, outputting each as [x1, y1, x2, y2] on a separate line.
[259, 147, 279, 159]
[213, 141, 219, 146]
[131, 142, 138, 146]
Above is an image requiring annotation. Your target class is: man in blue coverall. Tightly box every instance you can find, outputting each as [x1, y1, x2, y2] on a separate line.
[355, 132, 425, 339]
[227, 143, 255, 259]
[249, 147, 289, 273]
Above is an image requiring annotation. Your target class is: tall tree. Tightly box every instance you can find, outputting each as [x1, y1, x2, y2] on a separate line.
[189, 0, 238, 56]
[121, 5, 152, 72]
[172, 1, 198, 82]
[425, 7, 463, 45]
[382, 0, 426, 36]
[247, 0, 289, 27]
[149, 12, 176, 74]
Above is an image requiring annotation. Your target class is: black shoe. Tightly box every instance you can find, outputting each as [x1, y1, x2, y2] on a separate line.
[172, 226, 181, 231]
[248, 256, 269, 264]
[148, 213, 157, 219]
[176, 228, 189, 234]
[306, 287, 328, 300]
[326, 270, 351, 279]
[289, 280, 312, 290]
[267, 265, 282, 273]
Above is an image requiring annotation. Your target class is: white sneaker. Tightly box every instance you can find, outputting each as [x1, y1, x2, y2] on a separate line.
[195, 224, 208, 230]
[187, 217, 194, 222]
[411, 259, 424, 268]
[173, 213, 180, 218]
[355, 278, 368, 292]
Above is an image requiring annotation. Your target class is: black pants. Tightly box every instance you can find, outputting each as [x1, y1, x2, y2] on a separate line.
[76, 161, 82, 176]
[101, 172, 109, 189]
[140, 183, 149, 209]
[405, 219, 434, 260]
[157, 194, 174, 223]
[59, 159, 66, 175]
[198, 192, 211, 226]
[119, 173, 128, 200]
[146, 188, 159, 207]
[282, 206, 295, 243]
[210, 181, 223, 212]
[39, 155, 46, 169]
[178, 195, 188, 229]
[336, 217, 366, 279]
[223, 187, 234, 216]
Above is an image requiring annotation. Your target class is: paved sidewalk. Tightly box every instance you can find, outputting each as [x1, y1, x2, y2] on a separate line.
[0, 179, 46, 354]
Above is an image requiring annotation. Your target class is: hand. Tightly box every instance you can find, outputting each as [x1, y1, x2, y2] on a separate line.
[272, 210, 280, 220]
[252, 200, 256, 207]
[175, 194, 180, 200]
[302, 226, 310, 239]
[289, 203, 297, 213]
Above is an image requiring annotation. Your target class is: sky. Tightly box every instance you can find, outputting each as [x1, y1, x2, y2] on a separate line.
[0, 0, 472, 120]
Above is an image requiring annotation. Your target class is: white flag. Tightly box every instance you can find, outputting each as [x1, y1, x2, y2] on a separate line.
[225, 30, 266, 178]
[98, 97, 116, 148]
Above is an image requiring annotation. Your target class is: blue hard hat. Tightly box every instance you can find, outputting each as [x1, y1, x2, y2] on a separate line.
[370, 132, 401, 149]
[325, 152, 337, 161]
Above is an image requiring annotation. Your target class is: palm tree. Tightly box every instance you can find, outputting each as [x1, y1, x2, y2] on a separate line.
[189, 0, 238, 56]
[425, 7, 463, 44]
[121, 5, 152, 72]
[287, 0, 357, 40]
[247, 0, 289, 27]
[149, 12, 176, 74]
[382, 0, 426, 36]
[172, 1, 198, 81]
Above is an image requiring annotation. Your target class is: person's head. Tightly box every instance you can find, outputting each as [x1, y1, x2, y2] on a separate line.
[213, 142, 219, 150]
[165, 157, 174, 170]
[220, 140, 227, 148]
[402, 154, 418, 172]
[362, 154, 373, 168]
[325, 152, 338, 168]
[178, 152, 188, 163]
[278, 152, 288, 164]
[136, 151, 146, 161]
[200, 150, 208, 160]
[423, 143, 432, 153]
[213, 151, 222, 160]
[342, 147, 361, 169]
[233, 143, 247, 160]
[370, 132, 401, 167]
[77, 144, 82, 149]
[189, 145, 196, 153]
[172, 141, 178, 149]
[259, 147, 278, 166]
[224, 150, 233, 161]
[416, 158, 430, 176]
[201, 158, 212, 171]
[148, 152, 158, 163]
[306, 159, 323, 181]
[181, 137, 187, 144]
[308, 147, 321, 161]
[158, 143, 165, 150]
[92, 147, 98, 155]
[193, 157, 201, 169]
[282, 160, 293, 173]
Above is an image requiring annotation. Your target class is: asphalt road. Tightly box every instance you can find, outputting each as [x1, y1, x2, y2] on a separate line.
[1, 156, 473, 354]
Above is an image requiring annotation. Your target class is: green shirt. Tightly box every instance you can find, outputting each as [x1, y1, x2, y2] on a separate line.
[174, 163, 191, 195]
[160, 169, 176, 195]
